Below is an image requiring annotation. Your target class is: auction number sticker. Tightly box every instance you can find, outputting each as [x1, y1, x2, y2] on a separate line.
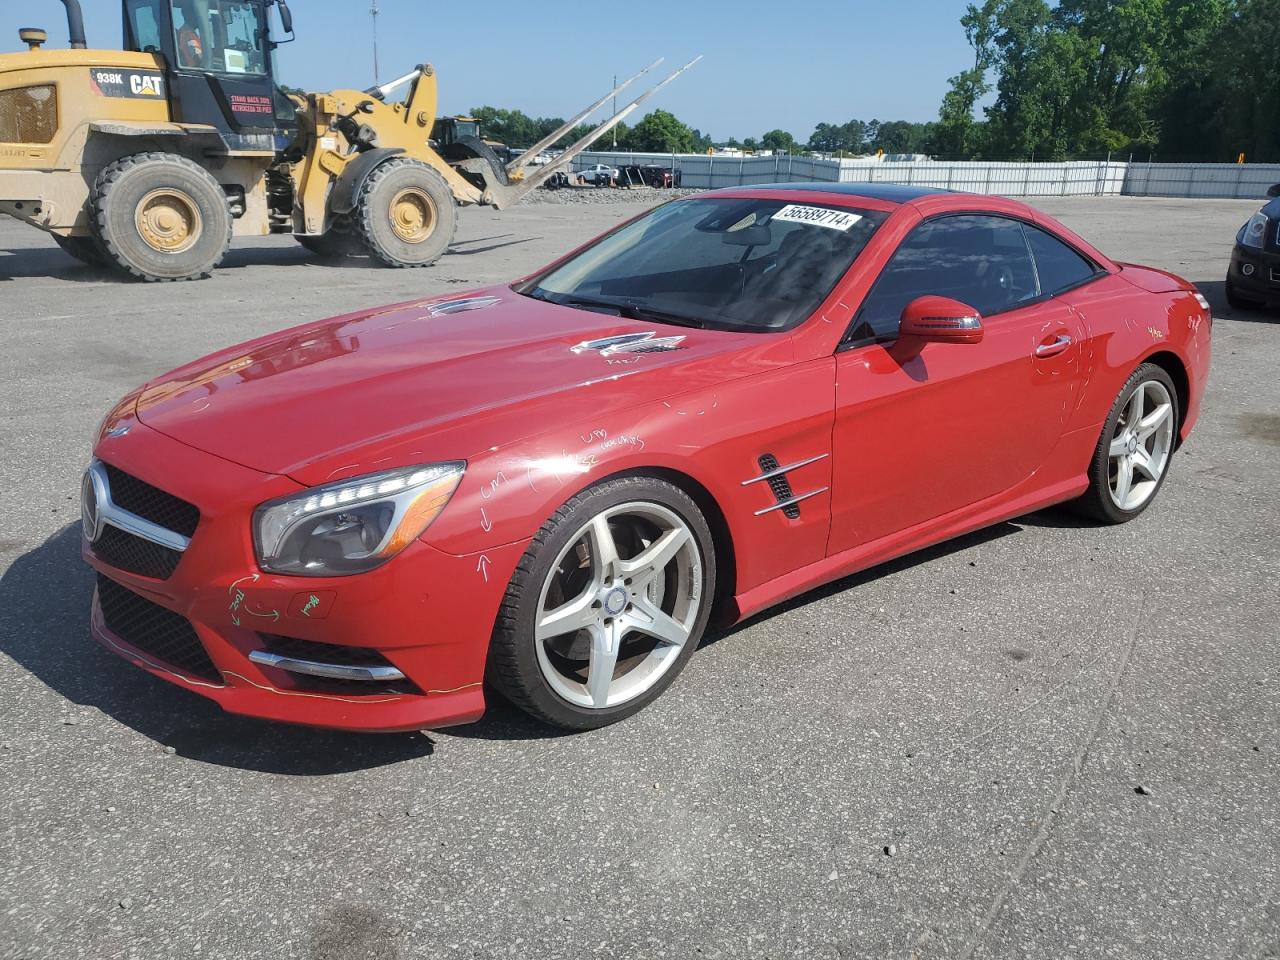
[772, 204, 862, 231]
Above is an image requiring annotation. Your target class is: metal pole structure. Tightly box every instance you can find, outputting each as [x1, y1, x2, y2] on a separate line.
[370, 0, 380, 85]
[612, 74, 617, 148]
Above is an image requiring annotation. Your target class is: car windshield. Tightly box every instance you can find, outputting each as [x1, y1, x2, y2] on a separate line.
[521, 197, 886, 332]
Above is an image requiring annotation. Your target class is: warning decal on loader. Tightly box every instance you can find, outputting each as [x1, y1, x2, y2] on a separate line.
[88, 69, 166, 99]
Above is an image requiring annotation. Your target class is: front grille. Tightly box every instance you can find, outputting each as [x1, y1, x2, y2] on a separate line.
[96, 575, 221, 683]
[102, 463, 200, 537]
[91, 524, 182, 579]
[258, 634, 421, 695]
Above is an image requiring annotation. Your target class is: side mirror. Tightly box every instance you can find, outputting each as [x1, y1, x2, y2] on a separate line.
[276, 0, 294, 36]
[1268, 183, 1280, 199]
[899, 295, 984, 344]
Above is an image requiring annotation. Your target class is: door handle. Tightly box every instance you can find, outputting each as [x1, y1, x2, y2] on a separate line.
[1035, 334, 1073, 358]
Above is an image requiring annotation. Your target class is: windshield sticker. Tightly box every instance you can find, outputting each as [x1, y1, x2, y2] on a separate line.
[772, 205, 863, 231]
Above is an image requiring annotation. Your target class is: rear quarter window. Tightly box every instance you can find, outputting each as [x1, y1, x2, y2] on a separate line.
[1024, 225, 1098, 294]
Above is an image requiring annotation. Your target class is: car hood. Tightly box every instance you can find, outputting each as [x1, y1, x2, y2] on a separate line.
[135, 287, 786, 485]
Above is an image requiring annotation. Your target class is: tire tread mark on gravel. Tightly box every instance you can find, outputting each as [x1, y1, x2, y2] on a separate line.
[955, 591, 1146, 960]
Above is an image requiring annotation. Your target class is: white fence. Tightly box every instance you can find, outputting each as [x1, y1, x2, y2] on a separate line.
[1120, 162, 1280, 199]
[572, 151, 1280, 200]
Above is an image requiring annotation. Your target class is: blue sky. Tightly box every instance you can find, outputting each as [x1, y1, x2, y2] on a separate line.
[4, 0, 978, 140]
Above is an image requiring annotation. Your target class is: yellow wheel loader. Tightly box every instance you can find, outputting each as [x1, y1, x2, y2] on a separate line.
[0, 0, 698, 281]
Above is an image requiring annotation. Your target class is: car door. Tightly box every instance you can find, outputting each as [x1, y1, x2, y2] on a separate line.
[827, 214, 1086, 554]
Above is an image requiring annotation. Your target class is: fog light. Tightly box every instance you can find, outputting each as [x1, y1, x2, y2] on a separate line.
[1242, 263, 1256, 277]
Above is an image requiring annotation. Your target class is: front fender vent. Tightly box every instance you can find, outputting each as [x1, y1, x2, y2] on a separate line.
[758, 454, 801, 519]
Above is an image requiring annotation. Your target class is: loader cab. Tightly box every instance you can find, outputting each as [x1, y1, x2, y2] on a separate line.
[431, 116, 482, 147]
[121, 0, 295, 149]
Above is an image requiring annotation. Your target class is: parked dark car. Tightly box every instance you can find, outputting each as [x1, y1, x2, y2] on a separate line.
[617, 164, 683, 188]
[1227, 183, 1280, 310]
[541, 170, 572, 190]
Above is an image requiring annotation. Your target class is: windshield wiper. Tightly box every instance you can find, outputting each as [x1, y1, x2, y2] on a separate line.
[559, 295, 706, 329]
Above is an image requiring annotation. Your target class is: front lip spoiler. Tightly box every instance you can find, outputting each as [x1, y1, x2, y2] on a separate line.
[247, 650, 407, 682]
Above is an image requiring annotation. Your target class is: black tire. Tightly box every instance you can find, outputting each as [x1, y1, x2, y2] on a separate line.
[1070, 362, 1179, 524]
[486, 476, 717, 731]
[52, 233, 108, 268]
[1225, 279, 1263, 311]
[91, 152, 232, 282]
[355, 158, 458, 268]
[295, 230, 368, 259]
[439, 135, 510, 187]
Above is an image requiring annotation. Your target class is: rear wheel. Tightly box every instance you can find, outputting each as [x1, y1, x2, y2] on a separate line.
[1071, 363, 1179, 524]
[355, 159, 457, 268]
[487, 477, 716, 730]
[439, 135, 510, 187]
[92, 152, 232, 282]
[52, 233, 108, 268]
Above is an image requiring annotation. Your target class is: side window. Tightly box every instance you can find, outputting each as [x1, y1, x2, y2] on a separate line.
[846, 215, 1039, 345]
[1023, 224, 1097, 295]
[124, 0, 164, 51]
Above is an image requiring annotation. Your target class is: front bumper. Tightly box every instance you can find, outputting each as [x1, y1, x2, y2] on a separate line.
[84, 421, 526, 732]
[1229, 243, 1280, 301]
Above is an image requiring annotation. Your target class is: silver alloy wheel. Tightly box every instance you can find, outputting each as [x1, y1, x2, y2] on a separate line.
[533, 501, 702, 710]
[1108, 379, 1175, 511]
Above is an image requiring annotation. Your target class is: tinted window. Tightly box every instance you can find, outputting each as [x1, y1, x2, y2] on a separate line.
[1025, 225, 1096, 294]
[847, 215, 1038, 344]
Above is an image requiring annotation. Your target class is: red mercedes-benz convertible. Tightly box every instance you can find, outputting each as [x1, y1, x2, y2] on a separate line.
[82, 184, 1211, 732]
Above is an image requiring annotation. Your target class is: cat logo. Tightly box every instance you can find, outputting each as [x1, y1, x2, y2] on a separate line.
[89, 69, 167, 100]
[129, 74, 164, 97]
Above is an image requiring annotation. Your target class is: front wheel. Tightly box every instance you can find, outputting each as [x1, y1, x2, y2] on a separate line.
[1071, 363, 1179, 524]
[295, 229, 367, 259]
[1225, 279, 1264, 311]
[486, 477, 717, 730]
[355, 158, 458, 268]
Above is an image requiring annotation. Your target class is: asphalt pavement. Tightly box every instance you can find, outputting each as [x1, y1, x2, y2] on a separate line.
[0, 194, 1277, 960]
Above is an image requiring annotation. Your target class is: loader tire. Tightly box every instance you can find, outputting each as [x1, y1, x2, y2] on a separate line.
[53, 233, 109, 268]
[295, 230, 367, 259]
[355, 159, 457, 268]
[439, 136, 510, 187]
[92, 152, 232, 282]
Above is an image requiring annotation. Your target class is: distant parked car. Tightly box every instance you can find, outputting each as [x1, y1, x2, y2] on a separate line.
[529, 152, 554, 166]
[1227, 182, 1280, 310]
[576, 163, 619, 186]
[617, 164, 683, 188]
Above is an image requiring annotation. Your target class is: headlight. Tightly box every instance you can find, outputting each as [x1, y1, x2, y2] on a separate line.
[1239, 212, 1269, 249]
[254, 461, 464, 576]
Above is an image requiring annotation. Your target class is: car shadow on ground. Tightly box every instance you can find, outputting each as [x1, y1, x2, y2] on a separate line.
[0, 512, 1080, 759]
[1, 233, 541, 281]
[0, 524, 435, 775]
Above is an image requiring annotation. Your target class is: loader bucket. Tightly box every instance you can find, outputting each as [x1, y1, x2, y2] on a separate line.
[486, 55, 702, 209]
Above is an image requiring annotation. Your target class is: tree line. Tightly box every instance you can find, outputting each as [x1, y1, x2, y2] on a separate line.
[934, 0, 1279, 162]
[468, 0, 1276, 162]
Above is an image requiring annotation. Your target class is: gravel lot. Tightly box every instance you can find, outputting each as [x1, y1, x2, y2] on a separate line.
[1, 193, 1277, 960]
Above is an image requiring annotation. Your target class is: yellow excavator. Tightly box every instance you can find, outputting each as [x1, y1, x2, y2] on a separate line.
[0, 0, 698, 280]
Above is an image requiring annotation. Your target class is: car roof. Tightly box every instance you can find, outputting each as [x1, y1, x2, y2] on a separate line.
[690, 182, 1118, 270]
[744, 181, 956, 202]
